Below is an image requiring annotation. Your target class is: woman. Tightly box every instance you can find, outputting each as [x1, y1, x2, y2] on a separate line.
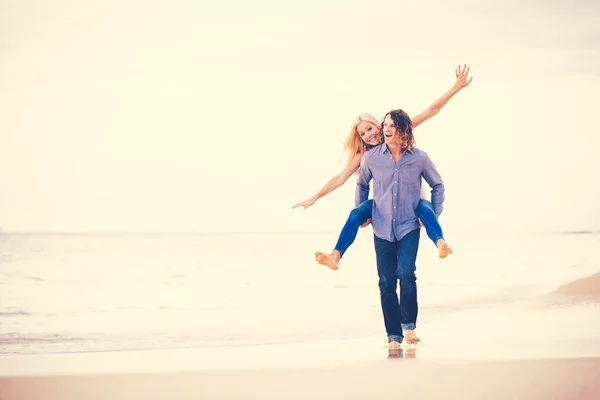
[293, 65, 472, 270]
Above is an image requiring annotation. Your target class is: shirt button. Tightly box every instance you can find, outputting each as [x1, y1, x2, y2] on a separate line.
[394, 181, 397, 184]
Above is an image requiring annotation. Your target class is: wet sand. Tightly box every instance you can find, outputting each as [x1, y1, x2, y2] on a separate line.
[2, 356, 600, 400]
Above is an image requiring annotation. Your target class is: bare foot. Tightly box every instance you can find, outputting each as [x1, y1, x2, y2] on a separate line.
[387, 340, 402, 349]
[403, 330, 420, 345]
[436, 239, 453, 259]
[315, 250, 341, 270]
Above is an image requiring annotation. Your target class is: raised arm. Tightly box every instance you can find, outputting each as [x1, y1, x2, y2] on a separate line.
[292, 152, 362, 209]
[411, 64, 473, 130]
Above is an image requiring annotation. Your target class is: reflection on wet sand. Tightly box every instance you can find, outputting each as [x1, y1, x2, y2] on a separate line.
[387, 347, 417, 359]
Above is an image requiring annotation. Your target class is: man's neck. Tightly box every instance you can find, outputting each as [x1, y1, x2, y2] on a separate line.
[386, 142, 404, 162]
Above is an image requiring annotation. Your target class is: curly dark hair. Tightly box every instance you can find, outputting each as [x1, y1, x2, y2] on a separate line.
[382, 109, 415, 150]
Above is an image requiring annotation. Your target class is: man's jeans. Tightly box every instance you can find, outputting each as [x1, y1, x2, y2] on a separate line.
[374, 229, 420, 343]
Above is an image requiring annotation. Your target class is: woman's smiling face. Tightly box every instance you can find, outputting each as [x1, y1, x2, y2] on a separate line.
[356, 121, 381, 146]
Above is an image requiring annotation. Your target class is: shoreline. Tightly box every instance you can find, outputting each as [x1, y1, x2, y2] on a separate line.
[2, 332, 600, 377]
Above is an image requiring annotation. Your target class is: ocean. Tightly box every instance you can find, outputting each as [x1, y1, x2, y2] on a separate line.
[1, 230, 599, 355]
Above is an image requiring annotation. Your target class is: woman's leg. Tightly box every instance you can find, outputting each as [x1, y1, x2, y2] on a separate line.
[334, 199, 373, 257]
[416, 199, 443, 244]
[315, 199, 373, 270]
[416, 199, 453, 258]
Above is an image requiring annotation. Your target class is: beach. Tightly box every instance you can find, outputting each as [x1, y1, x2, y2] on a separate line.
[3, 272, 600, 399]
[1, 232, 600, 399]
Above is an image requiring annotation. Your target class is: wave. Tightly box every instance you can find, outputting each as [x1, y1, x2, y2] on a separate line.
[0, 330, 380, 356]
[0, 311, 31, 317]
[0, 332, 88, 344]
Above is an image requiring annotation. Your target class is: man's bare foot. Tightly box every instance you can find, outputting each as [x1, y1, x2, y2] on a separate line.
[403, 330, 420, 345]
[436, 239, 453, 259]
[315, 250, 341, 270]
[387, 340, 402, 349]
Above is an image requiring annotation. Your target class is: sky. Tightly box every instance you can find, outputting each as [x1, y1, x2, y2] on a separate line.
[1, 0, 599, 233]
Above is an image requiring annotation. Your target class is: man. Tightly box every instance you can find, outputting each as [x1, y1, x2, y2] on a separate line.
[355, 109, 445, 349]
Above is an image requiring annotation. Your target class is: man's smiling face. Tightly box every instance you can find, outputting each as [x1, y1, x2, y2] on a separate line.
[382, 114, 401, 145]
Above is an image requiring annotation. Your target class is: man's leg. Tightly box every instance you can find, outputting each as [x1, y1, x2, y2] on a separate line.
[397, 228, 421, 344]
[374, 234, 403, 346]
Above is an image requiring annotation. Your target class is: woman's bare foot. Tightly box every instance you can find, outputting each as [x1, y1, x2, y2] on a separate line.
[387, 340, 402, 349]
[315, 250, 341, 270]
[403, 330, 420, 345]
[436, 239, 453, 259]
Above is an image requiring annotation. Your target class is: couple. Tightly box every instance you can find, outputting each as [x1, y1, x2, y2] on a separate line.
[293, 65, 472, 348]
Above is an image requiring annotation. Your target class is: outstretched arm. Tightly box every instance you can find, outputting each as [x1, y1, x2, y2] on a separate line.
[411, 64, 473, 130]
[292, 153, 362, 209]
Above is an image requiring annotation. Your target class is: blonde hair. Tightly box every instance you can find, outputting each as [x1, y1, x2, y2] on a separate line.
[343, 113, 383, 168]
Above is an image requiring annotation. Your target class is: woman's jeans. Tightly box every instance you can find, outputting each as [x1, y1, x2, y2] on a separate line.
[333, 199, 443, 258]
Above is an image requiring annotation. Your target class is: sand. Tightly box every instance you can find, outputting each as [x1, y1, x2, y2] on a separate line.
[2, 356, 600, 400]
[553, 272, 600, 297]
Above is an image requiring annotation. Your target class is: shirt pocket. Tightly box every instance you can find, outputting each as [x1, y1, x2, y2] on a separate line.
[400, 174, 421, 198]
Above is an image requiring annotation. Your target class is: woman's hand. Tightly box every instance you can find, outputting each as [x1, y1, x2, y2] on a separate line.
[454, 64, 473, 90]
[292, 197, 317, 209]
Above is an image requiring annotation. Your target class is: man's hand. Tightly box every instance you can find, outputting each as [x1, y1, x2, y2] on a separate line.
[360, 219, 371, 228]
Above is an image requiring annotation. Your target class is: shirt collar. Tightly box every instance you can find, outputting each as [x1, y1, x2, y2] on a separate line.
[382, 145, 414, 155]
